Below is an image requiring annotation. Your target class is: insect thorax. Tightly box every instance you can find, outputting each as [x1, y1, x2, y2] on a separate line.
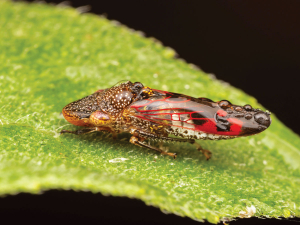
[98, 82, 136, 117]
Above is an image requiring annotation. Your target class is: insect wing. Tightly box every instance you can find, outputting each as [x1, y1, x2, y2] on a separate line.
[129, 90, 232, 134]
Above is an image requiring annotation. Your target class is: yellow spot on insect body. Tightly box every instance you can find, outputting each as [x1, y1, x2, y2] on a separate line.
[150, 126, 154, 132]
[143, 86, 154, 96]
[162, 120, 168, 125]
[89, 110, 112, 126]
[150, 124, 164, 133]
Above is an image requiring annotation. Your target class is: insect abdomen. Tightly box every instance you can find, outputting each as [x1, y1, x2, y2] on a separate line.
[165, 126, 235, 140]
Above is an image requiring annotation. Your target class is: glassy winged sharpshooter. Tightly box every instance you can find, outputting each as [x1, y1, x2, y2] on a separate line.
[61, 81, 271, 160]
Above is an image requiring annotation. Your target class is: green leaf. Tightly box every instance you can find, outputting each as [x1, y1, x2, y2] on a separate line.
[1, 1, 299, 223]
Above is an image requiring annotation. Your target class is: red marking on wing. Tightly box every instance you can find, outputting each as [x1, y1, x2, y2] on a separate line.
[130, 92, 209, 129]
[152, 89, 168, 94]
[227, 118, 243, 135]
[129, 90, 244, 136]
[137, 107, 196, 113]
[217, 109, 227, 117]
[130, 98, 171, 108]
[195, 120, 217, 133]
[165, 99, 191, 104]
[135, 115, 173, 121]
[141, 111, 204, 116]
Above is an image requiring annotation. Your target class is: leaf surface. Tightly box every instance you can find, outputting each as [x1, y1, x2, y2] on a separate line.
[0, 1, 299, 223]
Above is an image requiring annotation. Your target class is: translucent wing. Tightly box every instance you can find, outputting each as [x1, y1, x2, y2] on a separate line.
[129, 90, 231, 134]
[129, 89, 270, 137]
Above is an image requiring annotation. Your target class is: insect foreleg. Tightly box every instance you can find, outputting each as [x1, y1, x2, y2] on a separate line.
[130, 136, 177, 159]
[60, 127, 98, 135]
[60, 126, 117, 139]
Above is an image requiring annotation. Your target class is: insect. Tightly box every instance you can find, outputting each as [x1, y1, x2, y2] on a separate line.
[61, 81, 271, 160]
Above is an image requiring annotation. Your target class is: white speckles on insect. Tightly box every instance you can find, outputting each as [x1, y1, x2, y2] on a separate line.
[61, 80, 271, 163]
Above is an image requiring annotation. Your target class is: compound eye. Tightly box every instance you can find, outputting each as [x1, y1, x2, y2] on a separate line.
[218, 100, 231, 109]
[254, 112, 271, 127]
[130, 82, 144, 94]
[133, 82, 144, 89]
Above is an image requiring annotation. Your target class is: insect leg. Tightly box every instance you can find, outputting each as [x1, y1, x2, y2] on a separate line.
[60, 127, 117, 139]
[193, 142, 212, 160]
[129, 129, 211, 159]
[159, 136, 212, 160]
[60, 127, 98, 135]
[149, 135, 211, 160]
[130, 136, 177, 159]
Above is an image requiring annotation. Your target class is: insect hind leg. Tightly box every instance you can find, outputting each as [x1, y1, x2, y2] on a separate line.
[158, 136, 212, 160]
[159, 136, 212, 160]
[193, 142, 212, 160]
[130, 129, 212, 159]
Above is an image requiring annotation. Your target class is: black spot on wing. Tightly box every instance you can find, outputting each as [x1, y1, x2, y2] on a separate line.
[165, 92, 182, 98]
[192, 119, 207, 126]
[216, 123, 230, 132]
[191, 112, 206, 119]
[215, 114, 231, 131]
[191, 112, 208, 125]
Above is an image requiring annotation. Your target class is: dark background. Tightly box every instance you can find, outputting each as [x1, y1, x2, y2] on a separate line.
[6, 1, 300, 224]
